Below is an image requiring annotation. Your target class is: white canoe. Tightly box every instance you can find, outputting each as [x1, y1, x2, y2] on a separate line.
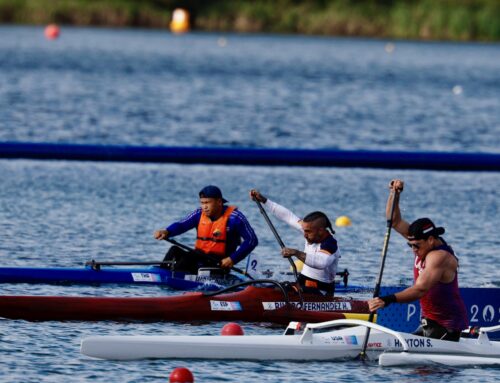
[80, 319, 500, 367]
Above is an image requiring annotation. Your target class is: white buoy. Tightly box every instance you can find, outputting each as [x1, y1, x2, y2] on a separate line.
[385, 43, 395, 53]
[217, 37, 227, 47]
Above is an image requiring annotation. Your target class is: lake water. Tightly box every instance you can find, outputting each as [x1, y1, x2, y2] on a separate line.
[0, 26, 499, 382]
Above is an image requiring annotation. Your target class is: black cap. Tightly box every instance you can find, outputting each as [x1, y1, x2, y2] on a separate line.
[199, 185, 228, 203]
[408, 218, 445, 240]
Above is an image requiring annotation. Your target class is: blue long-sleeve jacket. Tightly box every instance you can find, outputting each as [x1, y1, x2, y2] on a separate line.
[166, 206, 258, 264]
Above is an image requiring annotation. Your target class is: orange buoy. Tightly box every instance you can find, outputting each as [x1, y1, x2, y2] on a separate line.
[170, 8, 190, 34]
[221, 322, 244, 336]
[44, 24, 60, 40]
[169, 367, 194, 383]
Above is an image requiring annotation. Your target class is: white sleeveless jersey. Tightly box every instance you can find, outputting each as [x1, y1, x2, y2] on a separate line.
[264, 199, 340, 283]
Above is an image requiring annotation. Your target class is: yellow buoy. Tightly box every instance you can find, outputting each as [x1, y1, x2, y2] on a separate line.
[291, 259, 304, 273]
[170, 8, 190, 34]
[335, 215, 352, 227]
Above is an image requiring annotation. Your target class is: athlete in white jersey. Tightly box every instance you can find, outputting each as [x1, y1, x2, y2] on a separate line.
[250, 189, 340, 296]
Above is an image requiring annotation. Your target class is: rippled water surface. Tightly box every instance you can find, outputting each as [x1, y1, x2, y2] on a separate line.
[0, 26, 499, 382]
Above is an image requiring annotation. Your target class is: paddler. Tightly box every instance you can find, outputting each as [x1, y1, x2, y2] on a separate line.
[250, 189, 340, 296]
[154, 185, 258, 274]
[368, 179, 469, 341]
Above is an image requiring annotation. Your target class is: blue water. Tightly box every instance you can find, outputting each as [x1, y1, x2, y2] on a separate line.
[0, 26, 499, 382]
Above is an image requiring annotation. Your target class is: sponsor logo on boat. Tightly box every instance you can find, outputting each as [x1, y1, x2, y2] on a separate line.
[394, 338, 433, 348]
[344, 335, 358, 345]
[210, 300, 243, 311]
[368, 342, 383, 348]
[131, 273, 162, 282]
[328, 336, 345, 345]
[261, 301, 352, 311]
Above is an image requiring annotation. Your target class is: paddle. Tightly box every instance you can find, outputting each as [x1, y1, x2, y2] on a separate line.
[164, 237, 254, 280]
[253, 199, 304, 304]
[359, 189, 398, 360]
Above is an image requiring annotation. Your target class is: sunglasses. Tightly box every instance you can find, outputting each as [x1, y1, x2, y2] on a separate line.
[407, 242, 421, 249]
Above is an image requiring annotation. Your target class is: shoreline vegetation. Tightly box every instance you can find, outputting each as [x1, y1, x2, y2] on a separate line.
[1, 0, 499, 42]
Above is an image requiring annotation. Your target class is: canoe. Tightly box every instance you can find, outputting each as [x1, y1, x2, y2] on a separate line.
[0, 264, 244, 291]
[80, 319, 500, 367]
[0, 285, 369, 323]
[0, 264, 366, 293]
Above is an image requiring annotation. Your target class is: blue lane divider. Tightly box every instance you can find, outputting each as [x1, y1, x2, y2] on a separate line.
[1, 141, 499, 171]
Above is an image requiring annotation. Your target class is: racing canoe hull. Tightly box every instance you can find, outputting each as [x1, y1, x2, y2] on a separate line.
[0, 286, 369, 323]
[0, 266, 365, 293]
[0, 265, 242, 291]
[81, 319, 500, 366]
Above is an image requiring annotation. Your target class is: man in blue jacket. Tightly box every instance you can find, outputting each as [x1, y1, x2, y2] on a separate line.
[154, 185, 258, 273]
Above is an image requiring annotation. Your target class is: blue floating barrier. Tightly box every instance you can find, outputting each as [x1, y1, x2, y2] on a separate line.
[0, 142, 499, 171]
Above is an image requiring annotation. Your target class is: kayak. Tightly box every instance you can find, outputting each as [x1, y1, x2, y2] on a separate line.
[80, 318, 500, 367]
[0, 285, 369, 323]
[0, 264, 245, 291]
[0, 264, 368, 293]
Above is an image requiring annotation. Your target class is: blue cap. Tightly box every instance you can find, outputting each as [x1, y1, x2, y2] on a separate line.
[199, 185, 228, 203]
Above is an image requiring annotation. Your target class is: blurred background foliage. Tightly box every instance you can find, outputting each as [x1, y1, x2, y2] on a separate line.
[0, 0, 499, 41]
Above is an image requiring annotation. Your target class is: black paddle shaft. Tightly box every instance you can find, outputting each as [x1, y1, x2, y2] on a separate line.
[253, 199, 304, 307]
[254, 200, 294, 267]
[254, 200, 286, 248]
[360, 190, 398, 359]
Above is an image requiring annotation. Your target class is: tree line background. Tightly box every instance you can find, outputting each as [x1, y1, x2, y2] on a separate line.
[1, 0, 499, 41]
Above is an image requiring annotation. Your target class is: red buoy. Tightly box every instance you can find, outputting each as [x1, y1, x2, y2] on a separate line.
[169, 367, 194, 383]
[44, 24, 60, 40]
[221, 322, 244, 336]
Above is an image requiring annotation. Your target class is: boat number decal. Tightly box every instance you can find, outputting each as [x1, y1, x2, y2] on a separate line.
[210, 301, 243, 311]
[250, 259, 258, 271]
[131, 273, 162, 282]
[262, 302, 352, 311]
[469, 304, 499, 323]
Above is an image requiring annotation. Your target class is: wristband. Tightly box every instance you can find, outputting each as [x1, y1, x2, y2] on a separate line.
[380, 294, 397, 307]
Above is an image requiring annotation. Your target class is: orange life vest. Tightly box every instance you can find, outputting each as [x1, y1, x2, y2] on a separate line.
[195, 206, 236, 257]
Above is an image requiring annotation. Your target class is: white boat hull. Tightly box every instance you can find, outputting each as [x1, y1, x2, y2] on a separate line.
[380, 352, 500, 367]
[80, 319, 500, 366]
[81, 332, 368, 361]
